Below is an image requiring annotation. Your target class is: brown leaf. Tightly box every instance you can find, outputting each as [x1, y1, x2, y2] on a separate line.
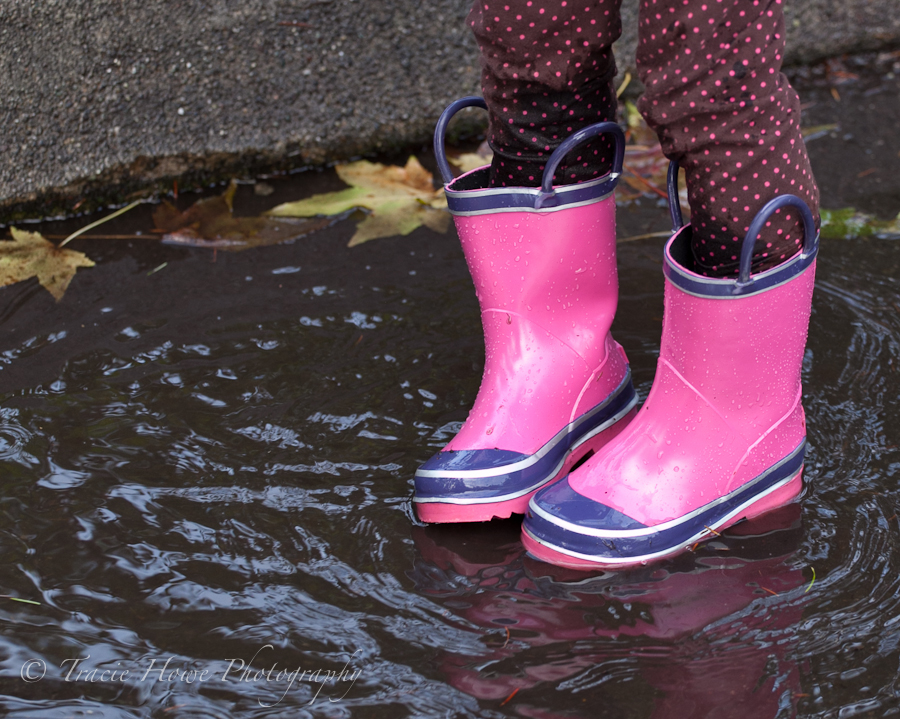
[153, 181, 329, 251]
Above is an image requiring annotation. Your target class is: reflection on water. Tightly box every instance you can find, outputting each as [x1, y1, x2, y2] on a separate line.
[0, 194, 898, 716]
[411, 505, 805, 719]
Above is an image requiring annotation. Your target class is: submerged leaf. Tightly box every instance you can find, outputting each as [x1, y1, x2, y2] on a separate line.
[153, 181, 329, 250]
[0, 228, 95, 300]
[820, 208, 900, 239]
[267, 157, 449, 246]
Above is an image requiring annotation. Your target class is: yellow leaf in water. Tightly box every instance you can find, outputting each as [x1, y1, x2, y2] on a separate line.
[267, 156, 449, 246]
[0, 228, 95, 301]
[449, 153, 491, 174]
[449, 140, 493, 174]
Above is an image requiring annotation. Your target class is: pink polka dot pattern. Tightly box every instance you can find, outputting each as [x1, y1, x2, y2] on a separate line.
[468, 0, 622, 187]
[467, 0, 819, 278]
[636, 0, 819, 275]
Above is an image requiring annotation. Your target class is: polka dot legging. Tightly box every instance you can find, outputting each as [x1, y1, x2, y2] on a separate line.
[469, 0, 820, 277]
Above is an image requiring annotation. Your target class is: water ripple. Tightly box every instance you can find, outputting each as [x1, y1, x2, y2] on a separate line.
[0, 225, 896, 716]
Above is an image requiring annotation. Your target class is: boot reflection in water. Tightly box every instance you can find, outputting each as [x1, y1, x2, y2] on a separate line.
[415, 0, 820, 569]
[410, 505, 806, 717]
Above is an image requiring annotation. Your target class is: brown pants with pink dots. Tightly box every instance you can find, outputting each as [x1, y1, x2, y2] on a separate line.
[469, 0, 819, 277]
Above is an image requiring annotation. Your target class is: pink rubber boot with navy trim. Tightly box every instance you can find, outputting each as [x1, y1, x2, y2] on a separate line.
[413, 98, 638, 523]
[523, 162, 818, 567]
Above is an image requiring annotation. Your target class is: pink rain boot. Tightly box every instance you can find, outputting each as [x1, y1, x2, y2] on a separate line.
[522, 162, 819, 567]
[414, 98, 638, 523]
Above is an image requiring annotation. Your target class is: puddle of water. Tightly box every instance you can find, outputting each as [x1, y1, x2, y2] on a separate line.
[2, 56, 900, 713]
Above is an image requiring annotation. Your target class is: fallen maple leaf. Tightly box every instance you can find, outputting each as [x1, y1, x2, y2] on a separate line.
[0, 228, 95, 301]
[153, 181, 329, 250]
[449, 140, 493, 175]
[266, 156, 450, 246]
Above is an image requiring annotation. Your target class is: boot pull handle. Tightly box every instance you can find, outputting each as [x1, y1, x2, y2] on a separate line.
[536, 122, 625, 209]
[737, 195, 818, 288]
[434, 96, 488, 185]
[434, 98, 625, 208]
[667, 161, 684, 232]
[667, 161, 818, 288]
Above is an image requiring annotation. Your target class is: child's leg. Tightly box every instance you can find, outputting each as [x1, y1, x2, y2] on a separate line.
[467, 0, 623, 187]
[635, 0, 819, 277]
[414, 1, 640, 524]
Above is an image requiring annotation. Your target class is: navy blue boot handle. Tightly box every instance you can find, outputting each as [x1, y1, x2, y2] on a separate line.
[536, 122, 625, 209]
[667, 160, 818, 287]
[434, 96, 488, 185]
[738, 195, 818, 287]
[434, 97, 625, 210]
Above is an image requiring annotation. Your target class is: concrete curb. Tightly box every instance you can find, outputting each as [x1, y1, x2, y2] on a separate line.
[1, 0, 897, 222]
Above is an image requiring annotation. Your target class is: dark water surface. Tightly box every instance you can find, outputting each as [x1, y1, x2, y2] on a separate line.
[0, 173, 899, 718]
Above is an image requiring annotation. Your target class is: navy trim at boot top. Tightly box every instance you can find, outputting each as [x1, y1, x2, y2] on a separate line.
[532, 477, 647, 531]
[524, 441, 805, 562]
[435, 103, 624, 216]
[414, 374, 636, 503]
[661, 187, 819, 298]
[445, 169, 619, 216]
[663, 224, 818, 299]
